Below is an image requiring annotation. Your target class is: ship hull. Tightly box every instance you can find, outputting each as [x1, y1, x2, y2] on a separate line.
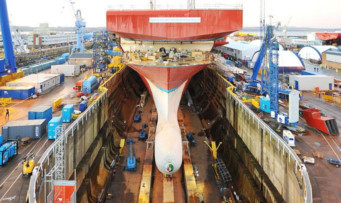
[107, 9, 242, 41]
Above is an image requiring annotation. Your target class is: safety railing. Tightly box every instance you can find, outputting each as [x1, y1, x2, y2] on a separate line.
[28, 68, 124, 202]
[108, 0, 242, 10]
[220, 72, 312, 203]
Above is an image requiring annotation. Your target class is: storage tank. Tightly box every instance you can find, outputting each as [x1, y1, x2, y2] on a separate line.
[82, 76, 99, 94]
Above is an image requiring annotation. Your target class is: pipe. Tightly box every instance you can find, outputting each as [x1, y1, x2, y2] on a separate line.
[0, 0, 17, 72]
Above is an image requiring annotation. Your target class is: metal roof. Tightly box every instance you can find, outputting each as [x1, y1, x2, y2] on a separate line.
[70, 53, 92, 59]
[223, 41, 259, 51]
[324, 50, 341, 56]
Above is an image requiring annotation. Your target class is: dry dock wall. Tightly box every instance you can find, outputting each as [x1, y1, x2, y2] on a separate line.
[225, 86, 312, 202]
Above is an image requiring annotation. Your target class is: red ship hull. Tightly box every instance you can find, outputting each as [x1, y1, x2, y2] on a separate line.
[107, 9, 242, 41]
[129, 64, 207, 92]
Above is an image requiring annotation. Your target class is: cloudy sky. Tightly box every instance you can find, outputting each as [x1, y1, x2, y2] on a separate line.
[6, 0, 341, 28]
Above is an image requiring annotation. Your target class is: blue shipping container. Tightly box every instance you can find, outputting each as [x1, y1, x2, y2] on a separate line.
[260, 97, 271, 113]
[28, 106, 53, 123]
[56, 57, 66, 64]
[62, 104, 75, 123]
[82, 76, 99, 94]
[48, 117, 62, 140]
[79, 101, 87, 112]
[60, 74, 65, 83]
[0, 86, 35, 99]
[0, 141, 18, 166]
[0, 134, 3, 146]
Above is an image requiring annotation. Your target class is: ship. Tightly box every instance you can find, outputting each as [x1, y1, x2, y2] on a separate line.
[106, 1, 243, 175]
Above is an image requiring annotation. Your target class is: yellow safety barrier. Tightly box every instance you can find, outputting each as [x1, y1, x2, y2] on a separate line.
[0, 98, 12, 107]
[53, 97, 62, 110]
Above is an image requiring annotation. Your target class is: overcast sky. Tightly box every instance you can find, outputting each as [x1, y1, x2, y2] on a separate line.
[6, 0, 341, 28]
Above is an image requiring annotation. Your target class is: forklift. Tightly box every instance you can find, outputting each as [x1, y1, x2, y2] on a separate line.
[22, 153, 35, 177]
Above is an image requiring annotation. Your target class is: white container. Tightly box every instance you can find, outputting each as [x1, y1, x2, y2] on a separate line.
[289, 75, 334, 91]
[283, 130, 295, 147]
[7, 73, 62, 93]
[51, 64, 80, 77]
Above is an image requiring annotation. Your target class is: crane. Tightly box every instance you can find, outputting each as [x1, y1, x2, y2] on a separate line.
[68, 0, 86, 54]
[247, 25, 280, 117]
[0, 0, 17, 76]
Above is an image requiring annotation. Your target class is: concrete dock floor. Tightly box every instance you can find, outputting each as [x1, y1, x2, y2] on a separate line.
[106, 99, 223, 202]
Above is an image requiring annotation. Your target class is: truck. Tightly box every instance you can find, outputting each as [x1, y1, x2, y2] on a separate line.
[283, 130, 295, 147]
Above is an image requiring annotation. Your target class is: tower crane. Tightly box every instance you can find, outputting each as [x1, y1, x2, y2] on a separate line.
[68, 0, 86, 53]
[0, 0, 17, 76]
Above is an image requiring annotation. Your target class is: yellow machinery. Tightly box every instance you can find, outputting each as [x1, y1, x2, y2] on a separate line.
[242, 96, 260, 109]
[108, 56, 124, 72]
[204, 140, 222, 178]
[53, 97, 62, 111]
[0, 98, 11, 107]
[22, 154, 35, 177]
[119, 138, 125, 155]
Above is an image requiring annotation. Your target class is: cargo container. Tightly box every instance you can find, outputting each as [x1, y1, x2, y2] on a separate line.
[51, 64, 80, 77]
[79, 101, 87, 112]
[2, 119, 46, 140]
[0, 134, 3, 146]
[56, 57, 66, 64]
[0, 86, 35, 99]
[21, 60, 57, 75]
[260, 97, 270, 113]
[82, 76, 99, 94]
[28, 106, 53, 123]
[7, 73, 62, 93]
[48, 117, 62, 140]
[0, 141, 18, 166]
[289, 75, 334, 91]
[62, 104, 75, 123]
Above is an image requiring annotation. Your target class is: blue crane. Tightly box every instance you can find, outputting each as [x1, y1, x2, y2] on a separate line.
[248, 25, 280, 116]
[0, 0, 17, 76]
[71, 9, 86, 53]
[68, 0, 86, 54]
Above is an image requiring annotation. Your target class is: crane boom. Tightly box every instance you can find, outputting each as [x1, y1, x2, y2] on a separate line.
[0, 0, 17, 76]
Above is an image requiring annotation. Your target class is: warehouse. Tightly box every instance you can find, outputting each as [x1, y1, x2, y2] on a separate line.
[322, 50, 341, 70]
[250, 50, 305, 72]
[289, 75, 334, 91]
[298, 45, 337, 61]
[219, 41, 260, 61]
[6, 73, 62, 93]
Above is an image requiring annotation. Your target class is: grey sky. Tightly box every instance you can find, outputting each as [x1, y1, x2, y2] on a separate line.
[6, 0, 341, 28]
